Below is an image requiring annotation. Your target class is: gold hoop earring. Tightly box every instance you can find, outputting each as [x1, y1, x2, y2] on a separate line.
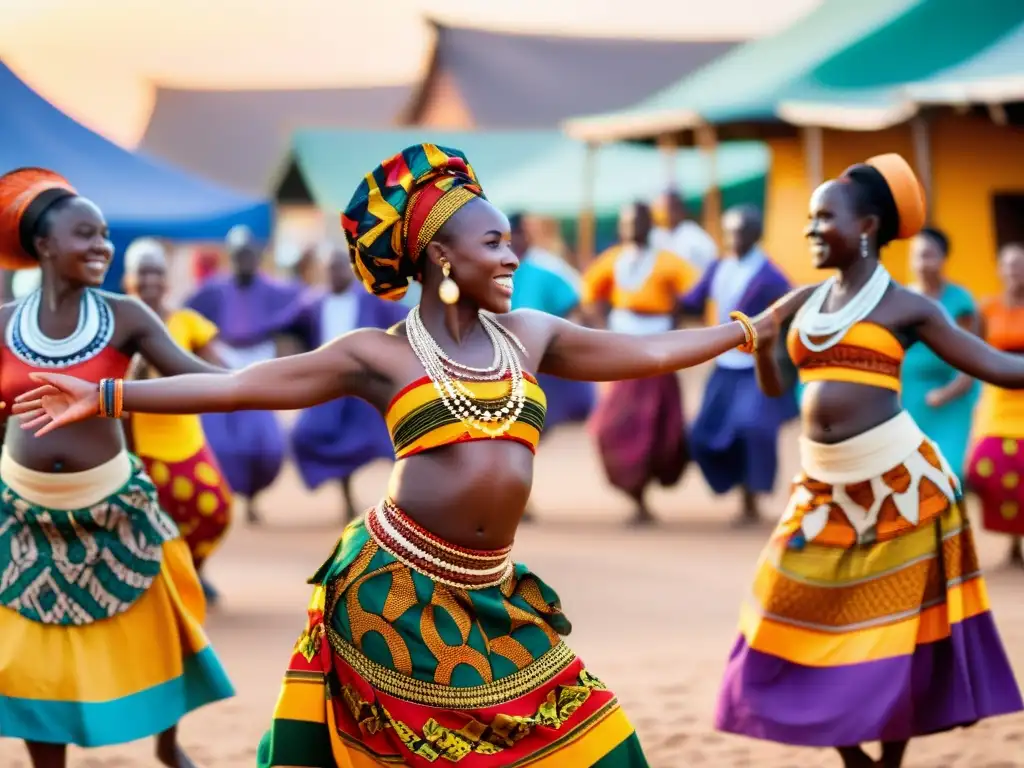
[438, 260, 460, 305]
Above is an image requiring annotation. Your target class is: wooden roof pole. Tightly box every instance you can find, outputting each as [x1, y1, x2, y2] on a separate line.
[576, 141, 599, 270]
[696, 121, 722, 244]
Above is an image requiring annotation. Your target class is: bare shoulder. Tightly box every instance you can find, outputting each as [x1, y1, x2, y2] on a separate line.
[496, 308, 554, 343]
[774, 282, 820, 320]
[103, 291, 156, 326]
[0, 301, 18, 333]
[102, 290, 145, 313]
[331, 326, 405, 363]
[889, 283, 945, 324]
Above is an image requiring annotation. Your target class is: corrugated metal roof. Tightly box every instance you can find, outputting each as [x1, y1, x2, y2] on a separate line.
[138, 85, 412, 194]
[405, 21, 738, 128]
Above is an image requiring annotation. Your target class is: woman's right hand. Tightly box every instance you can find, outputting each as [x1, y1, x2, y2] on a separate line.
[11, 372, 100, 436]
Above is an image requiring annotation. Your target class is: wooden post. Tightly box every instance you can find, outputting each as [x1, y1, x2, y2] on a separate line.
[576, 141, 599, 270]
[695, 122, 721, 243]
[657, 134, 678, 190]
[910, 114, 933, 207]
[803, 126, 824, 191]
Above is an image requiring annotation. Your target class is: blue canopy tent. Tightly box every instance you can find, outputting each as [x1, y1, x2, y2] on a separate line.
[0, 60, 271, 291]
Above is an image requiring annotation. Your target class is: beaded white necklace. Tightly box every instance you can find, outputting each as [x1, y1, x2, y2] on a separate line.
[796, 263, 891, 352]
[5, 288, 115, 368]
[406, 306, 528, 438]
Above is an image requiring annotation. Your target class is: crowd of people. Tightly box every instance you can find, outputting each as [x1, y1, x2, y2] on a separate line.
[0, 145, 1023, 768]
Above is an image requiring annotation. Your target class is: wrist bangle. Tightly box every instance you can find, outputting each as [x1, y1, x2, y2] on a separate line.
[98, 378, 124, 418]
[729, 311, 758, 353]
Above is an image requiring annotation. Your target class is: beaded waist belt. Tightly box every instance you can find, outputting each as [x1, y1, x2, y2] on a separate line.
[365, 499, 514, 590]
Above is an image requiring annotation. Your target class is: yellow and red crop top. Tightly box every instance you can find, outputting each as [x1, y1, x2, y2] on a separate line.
[787, 322, 905, 392]
[385, 373, 548, 459]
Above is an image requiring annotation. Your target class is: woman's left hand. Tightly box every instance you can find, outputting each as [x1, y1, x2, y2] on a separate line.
[752, 307, 780, 351]
[11, 372, 100, 436]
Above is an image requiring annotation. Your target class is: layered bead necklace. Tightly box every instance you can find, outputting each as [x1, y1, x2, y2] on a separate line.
[406, 306, 528, 438]
[6, 287, 114, 368]
[796, 263, 891, 352]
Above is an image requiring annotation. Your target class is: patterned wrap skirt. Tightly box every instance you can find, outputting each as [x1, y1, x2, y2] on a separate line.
[587, 373, 687, 495]
[0, 450, 234, 746]
[966, 436, 1024, 536]
[141, 442, 233, 569]
[716, 411, 1023, 746]
[257, 499, 648, 767]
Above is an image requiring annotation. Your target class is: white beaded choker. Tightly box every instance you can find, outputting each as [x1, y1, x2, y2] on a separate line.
[796, 264, 891, 352]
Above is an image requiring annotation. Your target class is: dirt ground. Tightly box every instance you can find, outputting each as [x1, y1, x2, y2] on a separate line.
[3, 367, 1024, 767]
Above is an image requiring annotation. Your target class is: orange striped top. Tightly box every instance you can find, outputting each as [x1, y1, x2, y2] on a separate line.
[787, 322, 905, 392]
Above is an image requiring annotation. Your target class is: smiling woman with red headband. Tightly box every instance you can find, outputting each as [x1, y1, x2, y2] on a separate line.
[0, 169, 234, 767]
[714, 155, 1024, 767]
[13, 145, 777, 768]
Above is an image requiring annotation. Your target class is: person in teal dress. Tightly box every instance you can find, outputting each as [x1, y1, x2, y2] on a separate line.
[902, 226, 980, 480]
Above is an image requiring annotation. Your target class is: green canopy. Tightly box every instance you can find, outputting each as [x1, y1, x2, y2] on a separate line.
[283, 128, 768, 220]
[909, 18, 1024, 103]
[777, 8, 1024, 128]
[564, 0, 919, 141]
[485, 141, 769, 219]
[283, 129, 571, 208]
[565, 0, 1024, 141]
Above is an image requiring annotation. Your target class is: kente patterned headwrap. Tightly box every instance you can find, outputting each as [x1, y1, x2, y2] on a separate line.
[341, 144, 485, 301]
[0, 168, 77, 270]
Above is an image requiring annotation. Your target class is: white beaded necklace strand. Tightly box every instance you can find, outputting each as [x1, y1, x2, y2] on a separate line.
[797, 263, 891, 352]
[406, 307, 529, 438]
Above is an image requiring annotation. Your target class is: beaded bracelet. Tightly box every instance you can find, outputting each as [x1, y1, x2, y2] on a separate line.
[729, 311, 758, 354]
[98, 378, 124, 419]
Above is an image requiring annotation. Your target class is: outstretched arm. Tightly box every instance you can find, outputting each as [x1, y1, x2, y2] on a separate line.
[915, 293, 1024, 387]
[14, 328, 383, 436]
[523, 309, 775, 382]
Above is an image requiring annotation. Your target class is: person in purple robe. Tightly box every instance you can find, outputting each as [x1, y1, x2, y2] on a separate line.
[289, 247, 409, 521]
[682, 205, 798, 525]
[184, 226, 305, 524]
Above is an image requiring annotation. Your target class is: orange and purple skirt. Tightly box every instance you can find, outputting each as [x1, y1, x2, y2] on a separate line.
[966, 436, 1024, 536]
[141, 444, 233, 569]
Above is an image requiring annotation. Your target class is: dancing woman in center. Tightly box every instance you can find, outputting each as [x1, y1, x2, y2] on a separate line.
[715, 154, 1023, 768]
[15, 144, 776, 768]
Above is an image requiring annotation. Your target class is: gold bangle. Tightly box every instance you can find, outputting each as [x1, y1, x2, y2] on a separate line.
[113, 378, 124, 419]
[98, 379, 106, 417]
[729, 311, 757, 353]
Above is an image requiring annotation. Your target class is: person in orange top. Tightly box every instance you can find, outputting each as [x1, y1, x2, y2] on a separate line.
[967, 242, 1024, 566]
[581, 201, 698, 524]
[123, 238, 234, 601]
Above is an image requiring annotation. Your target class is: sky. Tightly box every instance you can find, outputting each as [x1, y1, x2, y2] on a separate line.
[0, 0, 820, 147]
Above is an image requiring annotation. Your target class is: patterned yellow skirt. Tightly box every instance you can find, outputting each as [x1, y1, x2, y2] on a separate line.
[0, 451, 234, 746]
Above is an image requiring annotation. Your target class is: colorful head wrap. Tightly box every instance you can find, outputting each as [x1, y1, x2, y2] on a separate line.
[0, 168, 78, 270]
[841, 153, 926, 246]
[341, 144, 485, 301]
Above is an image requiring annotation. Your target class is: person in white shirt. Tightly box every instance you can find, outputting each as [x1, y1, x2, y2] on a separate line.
[680, 205, 798, 524]
[651, 191, 718, 273]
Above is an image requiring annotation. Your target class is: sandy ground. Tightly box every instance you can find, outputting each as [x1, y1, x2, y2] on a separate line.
[3, 366, 1024, 767]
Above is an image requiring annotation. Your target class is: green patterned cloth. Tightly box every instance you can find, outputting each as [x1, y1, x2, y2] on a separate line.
[0, 455, 179, 625]
[314, 518, 572, 687]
